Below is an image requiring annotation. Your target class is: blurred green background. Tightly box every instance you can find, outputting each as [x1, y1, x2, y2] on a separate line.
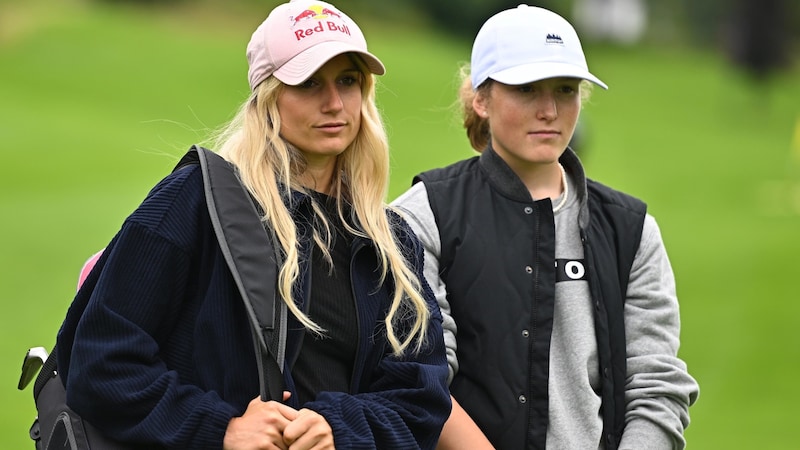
[2, 0, 799, 448]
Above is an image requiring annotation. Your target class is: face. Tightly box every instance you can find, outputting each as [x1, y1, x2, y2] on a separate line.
[474, 77, 582, 169]
[277, 54, 363, 166]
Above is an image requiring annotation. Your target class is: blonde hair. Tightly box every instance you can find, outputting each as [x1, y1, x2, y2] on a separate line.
[457, 64, 594, 152]
[208, 56, 429, 356]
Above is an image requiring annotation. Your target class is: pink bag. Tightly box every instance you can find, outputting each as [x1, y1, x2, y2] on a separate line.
[77, 250, 103, 290]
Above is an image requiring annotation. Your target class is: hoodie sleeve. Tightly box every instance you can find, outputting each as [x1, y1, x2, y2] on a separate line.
[619, 214, 700, 449]
[391, 182, 459, 384]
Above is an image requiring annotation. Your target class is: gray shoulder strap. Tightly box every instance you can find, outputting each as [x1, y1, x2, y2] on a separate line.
[184, 145, 287, 402]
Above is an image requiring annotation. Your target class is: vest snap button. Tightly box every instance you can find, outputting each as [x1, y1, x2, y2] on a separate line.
[522, 329, 529, 338]
[518, 395, 527, 403]
[525, 266, 533, 274]
[524, 206, 533, 214]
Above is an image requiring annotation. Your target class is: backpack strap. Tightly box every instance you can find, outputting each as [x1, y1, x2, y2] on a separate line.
[181, 145, 287, 402]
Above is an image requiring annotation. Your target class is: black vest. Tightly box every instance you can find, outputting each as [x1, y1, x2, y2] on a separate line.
[416, 149, 645, 450]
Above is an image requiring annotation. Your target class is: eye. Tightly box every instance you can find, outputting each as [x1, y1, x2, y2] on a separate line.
[298, 78, 319, 89]
[517, 84, 534, 93]
[339, 72, 362, 87]
[557, 79, 582, 95]
[558, 85, 577, 94]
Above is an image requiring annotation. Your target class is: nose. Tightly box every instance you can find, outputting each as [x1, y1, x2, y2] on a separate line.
[321, 82, 344, 113]
[535, 92, 557, 121]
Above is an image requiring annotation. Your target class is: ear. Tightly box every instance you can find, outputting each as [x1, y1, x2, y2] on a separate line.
[472, 91, 489, 118]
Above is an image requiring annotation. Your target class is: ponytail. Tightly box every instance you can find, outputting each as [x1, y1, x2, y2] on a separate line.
[458, 66, 491, 152]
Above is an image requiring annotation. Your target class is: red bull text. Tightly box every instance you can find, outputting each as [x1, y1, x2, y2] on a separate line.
[294, 21, 351, 40]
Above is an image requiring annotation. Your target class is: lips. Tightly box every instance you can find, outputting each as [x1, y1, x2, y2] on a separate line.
[316, 122, 347, 132]
[529, 129, 561, 139]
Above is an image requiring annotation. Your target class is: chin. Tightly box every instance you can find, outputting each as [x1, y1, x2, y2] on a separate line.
[303, 146, 349, 159]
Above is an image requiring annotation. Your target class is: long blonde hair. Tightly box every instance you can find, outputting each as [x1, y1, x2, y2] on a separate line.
[458, 64, 594, 152]
[208, 56, 429, 356]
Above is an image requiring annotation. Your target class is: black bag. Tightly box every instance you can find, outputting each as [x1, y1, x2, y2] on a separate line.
[18, 146, 286, 449]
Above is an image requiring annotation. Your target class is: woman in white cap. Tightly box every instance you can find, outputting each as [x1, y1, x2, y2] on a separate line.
[56, 1, 450, 448]
[393, 5, 699, 450]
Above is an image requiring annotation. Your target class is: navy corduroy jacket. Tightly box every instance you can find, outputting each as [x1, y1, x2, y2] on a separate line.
[57, 164, 450, 449]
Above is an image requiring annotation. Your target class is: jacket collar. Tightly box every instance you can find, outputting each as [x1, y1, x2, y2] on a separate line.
[478, 143, 590, 226]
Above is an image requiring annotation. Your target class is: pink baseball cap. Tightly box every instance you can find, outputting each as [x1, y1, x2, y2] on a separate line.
[246, 0, 385, 90]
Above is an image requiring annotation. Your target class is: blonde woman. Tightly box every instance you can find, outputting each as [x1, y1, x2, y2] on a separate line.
[56, 1, 450, 449]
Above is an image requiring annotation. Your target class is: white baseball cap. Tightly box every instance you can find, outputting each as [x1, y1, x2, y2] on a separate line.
[246, 0, 385, 90]
[470, 4, 607, 90]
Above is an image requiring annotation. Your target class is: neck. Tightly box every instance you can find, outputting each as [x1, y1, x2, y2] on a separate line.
[300, 159, 337, 195]
[517, 162, 564, 201]
[301, 175, 333, 195]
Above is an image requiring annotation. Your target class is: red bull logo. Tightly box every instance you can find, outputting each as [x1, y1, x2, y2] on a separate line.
[292, 9, 317, 24]
[289, 4, 351, 40]
[321, 8, 341, 18]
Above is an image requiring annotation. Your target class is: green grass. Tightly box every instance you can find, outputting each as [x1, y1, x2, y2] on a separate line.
[2, 2, 799, 449]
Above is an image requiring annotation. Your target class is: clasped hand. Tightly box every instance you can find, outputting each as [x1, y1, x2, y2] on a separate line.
[224, 392, 335, 450]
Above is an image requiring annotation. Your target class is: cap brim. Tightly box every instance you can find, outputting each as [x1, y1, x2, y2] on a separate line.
[489, 61, 608, 89]
[273, 41, 385, 86]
